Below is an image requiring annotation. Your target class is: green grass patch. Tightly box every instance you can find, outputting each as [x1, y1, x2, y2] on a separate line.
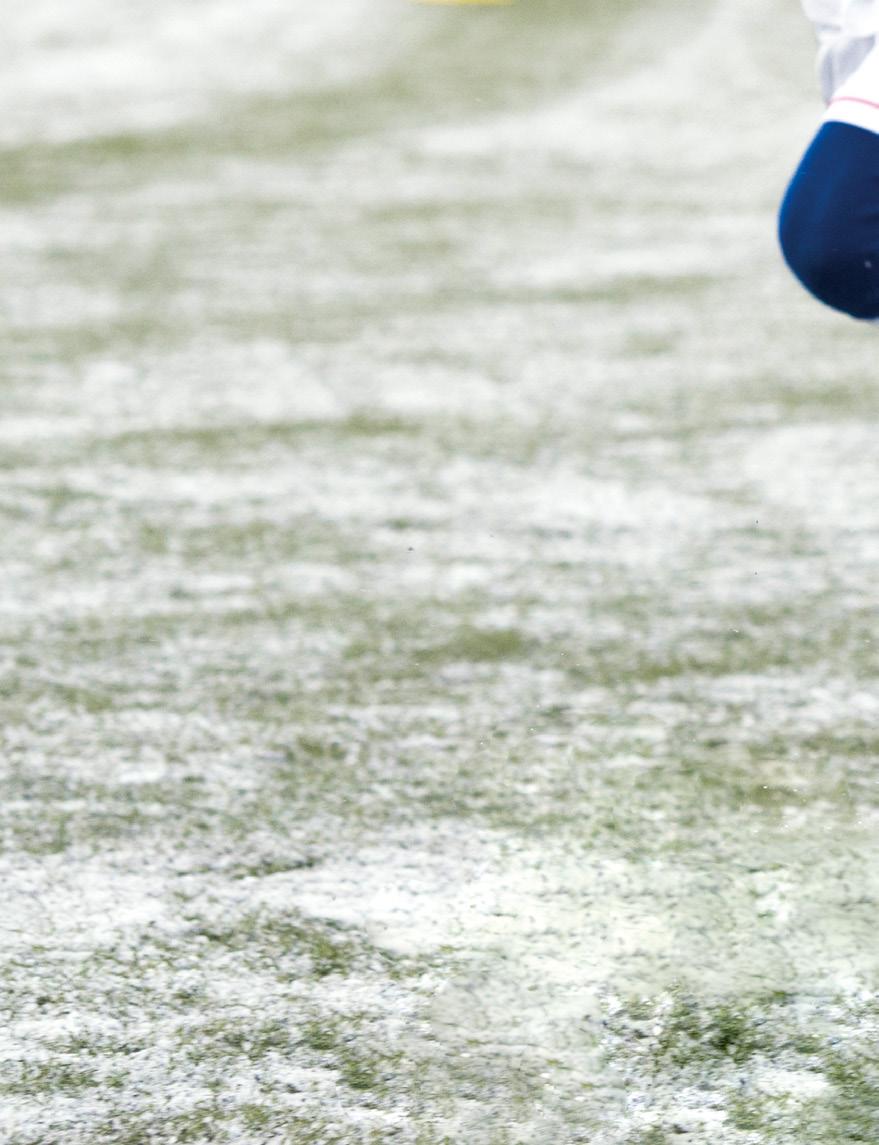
[0, 1060, 101, 1096]
[182, 911, 375, 980]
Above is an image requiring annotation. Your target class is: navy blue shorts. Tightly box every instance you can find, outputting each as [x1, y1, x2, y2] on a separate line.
[780, 121, 879, 320]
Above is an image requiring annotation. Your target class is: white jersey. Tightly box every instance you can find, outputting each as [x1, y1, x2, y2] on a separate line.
[803, 0, 879, 103]
[803, 0, 879, 36]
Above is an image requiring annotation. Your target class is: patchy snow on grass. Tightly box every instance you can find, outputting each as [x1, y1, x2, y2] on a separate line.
[0, 0, 388, 144]
[4, 0, 879, 1140]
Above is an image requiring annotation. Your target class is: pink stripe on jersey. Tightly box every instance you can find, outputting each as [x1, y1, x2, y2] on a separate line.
[830, 95, 879, 109]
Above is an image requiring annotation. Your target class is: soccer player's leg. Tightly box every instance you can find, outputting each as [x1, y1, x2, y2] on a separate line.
[779, 44, 879, 321]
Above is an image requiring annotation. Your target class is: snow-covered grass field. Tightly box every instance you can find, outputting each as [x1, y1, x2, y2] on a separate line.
[4, 0, 879, 1141]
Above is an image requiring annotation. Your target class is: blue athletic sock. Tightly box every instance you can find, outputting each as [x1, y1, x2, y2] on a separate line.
[779, 121, 879, 320]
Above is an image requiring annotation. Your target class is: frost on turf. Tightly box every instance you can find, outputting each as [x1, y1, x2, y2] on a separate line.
[4, 0, 879, 1141]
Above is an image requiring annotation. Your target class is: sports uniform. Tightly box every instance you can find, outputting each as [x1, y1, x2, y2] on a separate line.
[779, 0, 879, 318]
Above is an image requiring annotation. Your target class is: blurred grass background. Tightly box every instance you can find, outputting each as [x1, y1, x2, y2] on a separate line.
[4, 1, 879, 1142]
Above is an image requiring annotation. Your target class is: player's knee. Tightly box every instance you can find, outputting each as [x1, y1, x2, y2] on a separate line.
[779, 206, 879, 320]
